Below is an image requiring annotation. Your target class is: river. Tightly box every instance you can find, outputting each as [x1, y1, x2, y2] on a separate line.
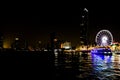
[54, 52, 120, 80]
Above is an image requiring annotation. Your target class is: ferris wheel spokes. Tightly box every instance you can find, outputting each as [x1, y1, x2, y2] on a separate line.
[95, 30, 113, 47]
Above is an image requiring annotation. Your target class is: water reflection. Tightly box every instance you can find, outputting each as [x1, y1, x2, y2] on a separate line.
[91, 54, 112, 71]
[55, 52, 120, 79]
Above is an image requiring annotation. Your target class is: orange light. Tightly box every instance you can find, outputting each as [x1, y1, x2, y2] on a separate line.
[3, 42, 9, 48]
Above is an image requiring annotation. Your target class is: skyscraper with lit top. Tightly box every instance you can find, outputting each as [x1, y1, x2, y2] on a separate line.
[80, 8, 89, 46]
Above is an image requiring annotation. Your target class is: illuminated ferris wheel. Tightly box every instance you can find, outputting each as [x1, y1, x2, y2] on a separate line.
[95, 30, 113, 46]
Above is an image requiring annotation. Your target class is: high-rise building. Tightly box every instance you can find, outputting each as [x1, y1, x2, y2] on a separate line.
[12, 37, 21, 50]
[80, 8, 89, 46]
[50, 32, 61, 50]
[11, 33, 28, 51]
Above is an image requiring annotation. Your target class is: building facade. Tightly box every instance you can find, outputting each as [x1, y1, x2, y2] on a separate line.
[80, 8, 89, 46]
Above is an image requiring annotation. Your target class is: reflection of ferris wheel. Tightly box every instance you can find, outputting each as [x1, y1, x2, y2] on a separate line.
[95, 30, 113, 46]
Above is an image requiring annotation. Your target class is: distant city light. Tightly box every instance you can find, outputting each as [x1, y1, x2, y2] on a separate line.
[54, 38, 57, 42]
[64, 46, 70, 49]
[82, 16, 85, 18]
[3, 43, 9, 48]
[38, 41, 41, 44]
[15, 38, 19, 40]
[44, 49, 48, 51]
[61, 41, 71, 49]
[80, 23, 84, 26]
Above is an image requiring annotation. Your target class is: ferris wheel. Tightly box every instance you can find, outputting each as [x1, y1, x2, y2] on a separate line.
[95, 30, 113, 46]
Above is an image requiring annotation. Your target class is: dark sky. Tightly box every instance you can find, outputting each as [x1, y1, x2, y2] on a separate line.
[0, 3, 120, 47]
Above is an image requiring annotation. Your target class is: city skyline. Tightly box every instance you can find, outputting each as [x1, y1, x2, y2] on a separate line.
[1, 7, 120, 48]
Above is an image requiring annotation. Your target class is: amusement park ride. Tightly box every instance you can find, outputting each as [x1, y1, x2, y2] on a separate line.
[91, 30, 113, 55]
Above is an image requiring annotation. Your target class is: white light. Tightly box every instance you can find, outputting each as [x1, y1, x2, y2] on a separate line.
[102, 36, 108, 43]
[104, 52, 107, 53]
[61, 41, 71, 49]
[15, 38, 19, 40]
[58, 49, 62, 51]
[54, 49, 57, 52]
[44, 49, 48, 51]
[95, 29, 113, 46]
[64, 46, 70, 49]
[84, 8, 88, 12]
[82, 16, 85, 18]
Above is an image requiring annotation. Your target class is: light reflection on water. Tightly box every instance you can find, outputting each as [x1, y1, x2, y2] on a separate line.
[55, 52, 120, 79]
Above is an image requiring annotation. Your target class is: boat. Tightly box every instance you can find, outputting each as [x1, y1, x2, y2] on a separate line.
[91, 47, 112, 55]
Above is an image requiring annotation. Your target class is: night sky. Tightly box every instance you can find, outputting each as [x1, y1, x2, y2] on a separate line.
[1, 4, 120, 48]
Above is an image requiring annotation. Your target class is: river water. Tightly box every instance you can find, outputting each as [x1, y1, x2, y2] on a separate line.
[54, 52, 120, 80]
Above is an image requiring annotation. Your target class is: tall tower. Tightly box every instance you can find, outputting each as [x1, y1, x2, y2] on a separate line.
[80, 8, 89, 46]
